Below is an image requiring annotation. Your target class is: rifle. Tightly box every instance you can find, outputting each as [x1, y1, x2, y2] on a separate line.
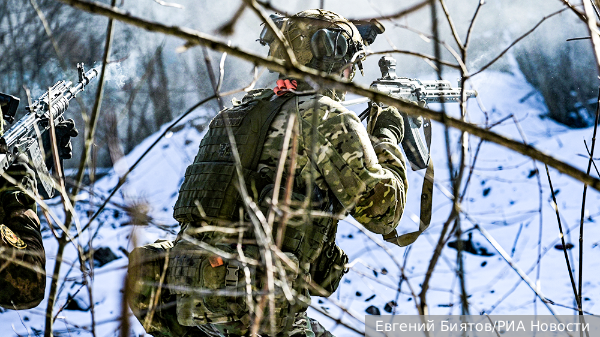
[0, 64, 98, 198]
[344, 56, 477, 170]
[343, 56, 477, 246]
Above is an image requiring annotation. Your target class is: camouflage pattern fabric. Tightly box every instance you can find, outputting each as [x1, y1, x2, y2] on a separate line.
[0, 153, 45, 309]
[127, 240, 206, 337]
[259, 83, 408, 235]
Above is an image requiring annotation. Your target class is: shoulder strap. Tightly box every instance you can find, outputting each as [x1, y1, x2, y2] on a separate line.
[249, 94, 295, 170]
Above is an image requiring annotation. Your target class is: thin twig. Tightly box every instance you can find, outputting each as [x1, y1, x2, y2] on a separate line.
[388, 22, 468, 73]
[510, 223, 524, 257]
[52, 85, 97, 337]
[153, 0, 183, 9]
[464, 0, 485, 51]
[11, 301, 31, 337]
[577, 88, 600, 318]
[267, 113, 296, 229]
[558, 0, 588, 22]
[418, 211, 457, 314]
[474, 224, 556, 314]
[348, 219, 421, 314]
[584, 140, 600, 177]
[578, 0, 600, 325]
[350, 0, 430, 21]
[308, 304, 364, 335]
[44, 1, 117, 334]
[365, 49, 460, 68]
[438, 0, 463, 49]
[455, 0, 473, 313]
[276, 116, 299, 249]
[245, 0, 296, 67]
[534, 159, 543, 315]
[201, 46, 224, 110]
[509, 114, 547, 315]
[74, 95, 217, 238]
[467, 8, 569, 78]
[216, 3, 246, 35]
[544, 164, 581, 311]
[253, 0, 429, 22]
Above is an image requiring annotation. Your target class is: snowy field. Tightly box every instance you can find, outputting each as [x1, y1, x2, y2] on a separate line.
[1, 67, 599, 336]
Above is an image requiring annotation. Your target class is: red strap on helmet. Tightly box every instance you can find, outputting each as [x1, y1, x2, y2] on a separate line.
[273, 79, 298, 96]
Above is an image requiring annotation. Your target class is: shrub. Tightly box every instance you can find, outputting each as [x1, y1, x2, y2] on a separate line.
[516, 41, 598, 128]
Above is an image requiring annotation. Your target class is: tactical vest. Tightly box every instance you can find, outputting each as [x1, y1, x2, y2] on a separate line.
[173, 90, 293, 222]
[173, 90, 339, 263]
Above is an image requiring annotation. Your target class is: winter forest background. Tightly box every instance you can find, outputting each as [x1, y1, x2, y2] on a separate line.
[1, 0, 600, 336]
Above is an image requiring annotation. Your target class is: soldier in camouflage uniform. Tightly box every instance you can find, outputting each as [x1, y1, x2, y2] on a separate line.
[0, 93, 78, 309]
[127, 9, 407, 337]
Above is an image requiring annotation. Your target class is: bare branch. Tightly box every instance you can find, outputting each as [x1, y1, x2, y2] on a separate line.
[253, 0, 429, 22]
[51, 0, 600, 192]
[44, 1, 117, 335]
[578, 88, 600, 319]
[73, 95, 217, 238]
[559, 0, 588, 22]
[419, 210, 457, 315]
[544, 164, 581, 311]
[216, 3, 247, 35]
[468, 8, 569, 78]
[474, 223, 556, 314]
[438, 0, 463, 49]
[349, 0, 430, 21]
[389, 22, 469, 75]
[365, 49, 460, 68]
[245, 0, 297, 67]
[465, 0, 485, 50]
[201, 45, 225, 109]
[583, 0, 600, 74]
[153, 0, 183, 9]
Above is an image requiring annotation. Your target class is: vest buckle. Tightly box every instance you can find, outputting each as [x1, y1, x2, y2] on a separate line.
[225, 264, 240, 289]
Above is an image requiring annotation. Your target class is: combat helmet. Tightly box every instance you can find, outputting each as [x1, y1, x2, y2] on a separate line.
[259, 9, 384, 79]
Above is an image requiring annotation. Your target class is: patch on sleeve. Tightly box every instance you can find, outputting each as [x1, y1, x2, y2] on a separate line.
[0, 224, 27, 249]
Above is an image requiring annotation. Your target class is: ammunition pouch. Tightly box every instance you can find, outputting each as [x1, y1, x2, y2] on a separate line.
[127, 240, 192, 337]
[167, 239, 299, 333]
[309, 241, 348, 296]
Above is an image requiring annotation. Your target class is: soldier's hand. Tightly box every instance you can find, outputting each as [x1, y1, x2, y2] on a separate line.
[372, 106, 404, 144]
[54, 119, 79, 160]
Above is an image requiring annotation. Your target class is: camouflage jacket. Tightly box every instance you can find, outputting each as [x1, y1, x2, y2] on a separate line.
[0, 109, 45, 309]
[258, 87, 408, 235]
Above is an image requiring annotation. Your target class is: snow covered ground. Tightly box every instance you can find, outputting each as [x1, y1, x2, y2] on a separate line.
[2, 68, 599, 336]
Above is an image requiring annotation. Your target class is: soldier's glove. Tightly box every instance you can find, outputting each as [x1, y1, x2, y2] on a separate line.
[42, 119, 79, 161]
[371, 105, 404, 144]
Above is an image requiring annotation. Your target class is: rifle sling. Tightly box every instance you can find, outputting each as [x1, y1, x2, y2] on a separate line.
[383, 118, 434, 247]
